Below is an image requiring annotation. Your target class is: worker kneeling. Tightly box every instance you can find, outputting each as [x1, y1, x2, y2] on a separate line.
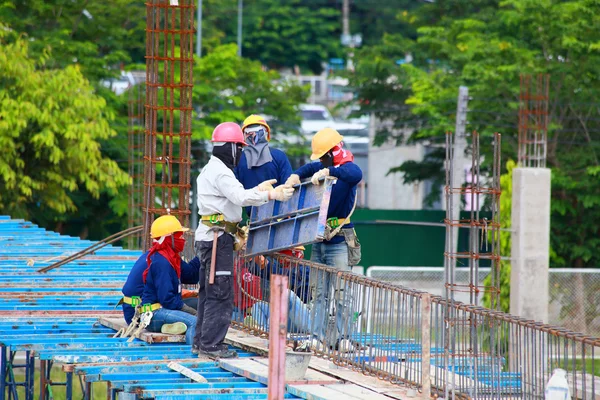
[194, 122, 294, 359]
[139, 215, 199, 345]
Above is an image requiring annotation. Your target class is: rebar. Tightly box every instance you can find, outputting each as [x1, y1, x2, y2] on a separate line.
[443, 131, 502, 399]
[519, 74, 550, 168]
[143, 0, 195, 250]
[127, 84, 145, 249]
[233, 253, 600, 399]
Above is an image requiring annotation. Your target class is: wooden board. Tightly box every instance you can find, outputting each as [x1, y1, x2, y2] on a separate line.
[98, 317, 186, 344]
[219, 357, 339, 385]
[287, 384, 393, 400]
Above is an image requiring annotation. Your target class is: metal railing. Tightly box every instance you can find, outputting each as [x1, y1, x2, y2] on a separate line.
[233, 253, 600, 399]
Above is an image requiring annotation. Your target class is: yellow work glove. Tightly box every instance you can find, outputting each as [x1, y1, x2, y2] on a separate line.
[269, 186, 294, 202]
[284, 174, 301, 188]
[311, 168, 330, 185]
[257, 178, 277, 192]
[234, 226, 249, 251]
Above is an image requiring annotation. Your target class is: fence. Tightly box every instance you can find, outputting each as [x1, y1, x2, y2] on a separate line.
[366, 267, 600, 338]
[233, 254, 600, 399]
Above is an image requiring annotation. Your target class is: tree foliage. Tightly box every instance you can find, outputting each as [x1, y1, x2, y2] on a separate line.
[351, 0, 600, 268]
[0, 27, 130, 220]
[0, 0, 145, 81]
[193, 43, 308, 142]
[241, 0, 342, 74]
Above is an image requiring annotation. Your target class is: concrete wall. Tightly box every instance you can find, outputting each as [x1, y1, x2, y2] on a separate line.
[367, 117, 425, 210]
[510, 168, 551, 323]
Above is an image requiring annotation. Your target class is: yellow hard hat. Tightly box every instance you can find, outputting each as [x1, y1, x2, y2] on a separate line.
[310, 128, 343, 160]
[150, 215, 189, 239]
[241, 114, 271, 141]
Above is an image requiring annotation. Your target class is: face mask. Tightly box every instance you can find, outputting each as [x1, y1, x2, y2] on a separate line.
[233, 143, 243, 167]
[320, 151, 334, 168]
[172, 232, 186, 253]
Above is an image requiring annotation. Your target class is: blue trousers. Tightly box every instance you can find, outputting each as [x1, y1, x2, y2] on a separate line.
[310, 241, 352, 344]
[147, 307, 197, 345]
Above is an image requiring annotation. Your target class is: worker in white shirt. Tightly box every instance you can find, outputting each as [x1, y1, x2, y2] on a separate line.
[193, 122, 294, 358]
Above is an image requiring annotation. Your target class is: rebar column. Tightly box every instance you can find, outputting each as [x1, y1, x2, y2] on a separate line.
[518, 74, 550, 168]
[143, 0, 195, 250]
[128, 84, 145, 249]
[443, 131, 502, 399]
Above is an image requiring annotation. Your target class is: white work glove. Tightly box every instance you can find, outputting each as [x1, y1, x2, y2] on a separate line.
[257, 179, 277, 192]
[284, 174, 301, 188]
[268, 186, 294, 202]
[311, 168, 330, 185]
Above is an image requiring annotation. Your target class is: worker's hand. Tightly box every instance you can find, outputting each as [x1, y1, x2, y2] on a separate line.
[180, 303, 197, 316]
[284, 174, 301, 188]
[268, 186, 294, 202]
[257, 179, 277, 192]
[311, 168, 330, 185]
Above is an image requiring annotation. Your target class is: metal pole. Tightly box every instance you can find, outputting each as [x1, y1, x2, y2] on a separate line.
[267, 275, 288, 400]
[196, 0, 202, 57]
[237, 0, 243, 56]
[421, 294, 431, 399]
[451, 86, 469, 263]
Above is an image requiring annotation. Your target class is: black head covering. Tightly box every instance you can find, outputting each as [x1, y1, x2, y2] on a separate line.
[213, 142, 242, 170]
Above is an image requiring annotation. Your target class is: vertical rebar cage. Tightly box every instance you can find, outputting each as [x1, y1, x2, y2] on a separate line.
[143, 0, 195, 250]
[518, 74, 550, 168]
[128, 84, 146, 249]
[443, 131, 503, 399]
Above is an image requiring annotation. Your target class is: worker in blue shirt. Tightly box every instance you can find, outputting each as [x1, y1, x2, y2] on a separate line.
[235, 114, 292, 216]
[138, 215, 200, 345]
[121, 252, 200, 325]
[285, 127, 362, 353]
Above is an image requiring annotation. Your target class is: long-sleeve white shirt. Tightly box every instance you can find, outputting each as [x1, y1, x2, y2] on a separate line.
[195, 156, 269, 242]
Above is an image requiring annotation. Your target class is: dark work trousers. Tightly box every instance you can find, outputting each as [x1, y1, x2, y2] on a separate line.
[193, 233, 234, 352]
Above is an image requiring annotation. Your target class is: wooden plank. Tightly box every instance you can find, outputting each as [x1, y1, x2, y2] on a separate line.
[98, 317, 185, 344]
[287, 384, 393, 400]
[224, 328, 413, 399]
[219, 357, 339, 385]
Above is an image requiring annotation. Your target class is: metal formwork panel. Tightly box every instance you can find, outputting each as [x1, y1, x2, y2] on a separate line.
[246, 180, 333, 256]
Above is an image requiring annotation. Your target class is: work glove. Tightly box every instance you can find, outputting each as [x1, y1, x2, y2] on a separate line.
[257, 179, 277, 192]
[311, 168, 330, 185]
[180, 303, 197, 316]
[234, 226, 249, 251]
[284, 174, 301, 188]
[268, 186, 294, 202]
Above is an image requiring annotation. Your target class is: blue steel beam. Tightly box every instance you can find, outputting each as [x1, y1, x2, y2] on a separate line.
[246, 180, 333, 256]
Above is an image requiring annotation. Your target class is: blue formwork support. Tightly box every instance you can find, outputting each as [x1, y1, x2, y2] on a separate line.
[246, 179, 333, 256]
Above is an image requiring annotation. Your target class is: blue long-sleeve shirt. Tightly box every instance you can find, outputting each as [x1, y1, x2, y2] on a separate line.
[295, 161, 362, 244]
[122, 252, 200, 324]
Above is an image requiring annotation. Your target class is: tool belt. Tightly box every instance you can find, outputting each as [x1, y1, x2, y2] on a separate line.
[201, 214, 239, 235]
[326, 217, 349, 230]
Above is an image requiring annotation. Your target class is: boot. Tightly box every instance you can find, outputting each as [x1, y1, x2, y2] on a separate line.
[160, 322, 187, 335]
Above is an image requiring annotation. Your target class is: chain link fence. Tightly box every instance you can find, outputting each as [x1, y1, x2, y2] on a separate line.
[366, 266, 600, 337]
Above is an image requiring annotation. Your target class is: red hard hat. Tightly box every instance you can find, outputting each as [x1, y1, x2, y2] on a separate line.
[211, 122, 248, 145]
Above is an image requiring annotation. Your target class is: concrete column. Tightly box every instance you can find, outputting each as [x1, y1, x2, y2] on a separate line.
[510, 168, 551, 322]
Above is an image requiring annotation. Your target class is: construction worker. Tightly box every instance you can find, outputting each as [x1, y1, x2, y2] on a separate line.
[235, 114, 292, 216]
[194, 122, 295, 358]
[285, 127, 362, 352]
[120, 248, 199, 327]
[137, 215, 199, 345]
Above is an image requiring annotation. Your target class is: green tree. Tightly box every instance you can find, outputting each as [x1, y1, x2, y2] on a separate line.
[240, 0, 342, 74]
[193, 43, 308, 142]
[0, 27, 130, 223]
[351, 0, 600, 269]
[0, 0, 146, 82]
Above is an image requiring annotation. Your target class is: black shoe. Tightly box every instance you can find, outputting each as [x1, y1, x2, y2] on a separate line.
[198, 347, 238, 359]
